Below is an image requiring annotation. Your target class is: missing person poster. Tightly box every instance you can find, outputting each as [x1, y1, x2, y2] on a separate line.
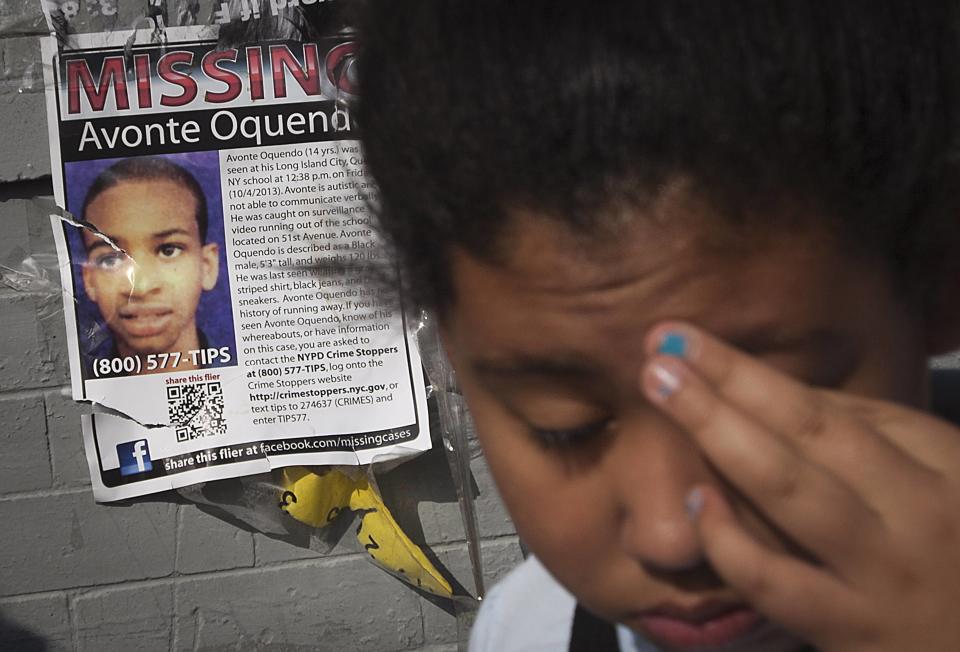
[41, 25, 432, 501]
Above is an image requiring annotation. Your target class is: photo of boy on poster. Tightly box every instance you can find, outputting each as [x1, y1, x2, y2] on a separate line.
[65, 152, 236, 380]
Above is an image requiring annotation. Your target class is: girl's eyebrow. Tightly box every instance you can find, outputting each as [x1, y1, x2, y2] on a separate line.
[471, 329, 850, 381]
[727, 327, 849, 356]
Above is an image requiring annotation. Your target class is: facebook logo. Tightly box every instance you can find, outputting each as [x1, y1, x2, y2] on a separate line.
[117, 440, 153, 476]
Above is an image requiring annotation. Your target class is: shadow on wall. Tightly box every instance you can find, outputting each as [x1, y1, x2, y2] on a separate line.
[0, 612, 48, 651]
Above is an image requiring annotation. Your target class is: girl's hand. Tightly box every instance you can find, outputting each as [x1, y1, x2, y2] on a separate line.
[640, 323, 960, 652]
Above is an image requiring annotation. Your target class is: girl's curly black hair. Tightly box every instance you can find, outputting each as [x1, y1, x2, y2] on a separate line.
[354, 0, 960, 315]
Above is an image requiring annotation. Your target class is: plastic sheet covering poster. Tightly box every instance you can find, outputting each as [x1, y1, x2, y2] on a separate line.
[40, 26, 432, 501]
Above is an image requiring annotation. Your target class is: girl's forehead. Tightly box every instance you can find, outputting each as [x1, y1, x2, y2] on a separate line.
[466, 206, 833, 298]
[444, 212, 910, 380]
[444, 220, 927, 410]
[452, 230, 824, 337]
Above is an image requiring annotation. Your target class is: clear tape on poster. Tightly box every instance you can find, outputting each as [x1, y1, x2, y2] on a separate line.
[1, 198, 69, 319]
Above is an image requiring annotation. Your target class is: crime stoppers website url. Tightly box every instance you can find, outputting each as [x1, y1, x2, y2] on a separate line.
[249, 384, 390, 403]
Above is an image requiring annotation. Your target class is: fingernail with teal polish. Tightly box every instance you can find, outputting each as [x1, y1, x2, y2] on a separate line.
[658, 332, 687, 357]
[685, 487, 704, 520]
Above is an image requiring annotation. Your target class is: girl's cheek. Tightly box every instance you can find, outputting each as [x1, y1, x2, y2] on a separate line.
[480, 429, 611, 548]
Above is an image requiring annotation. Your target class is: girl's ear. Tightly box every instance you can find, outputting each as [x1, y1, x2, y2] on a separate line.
[925, 260, 960, 356]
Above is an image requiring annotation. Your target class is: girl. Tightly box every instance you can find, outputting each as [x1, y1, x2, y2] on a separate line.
[354, 1, 960, 650]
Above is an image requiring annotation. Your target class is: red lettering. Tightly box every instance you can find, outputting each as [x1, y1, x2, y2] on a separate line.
[270, 44, 320, 98]
[202, 49, 242, 103]
[65, 57, 129, 114]
[158, 51, 198, 107]
[247, 47, 265, 100]
[133, 54, 152, 109]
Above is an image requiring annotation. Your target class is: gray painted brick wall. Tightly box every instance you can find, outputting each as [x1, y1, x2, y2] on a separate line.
[0, 4, 522, 649]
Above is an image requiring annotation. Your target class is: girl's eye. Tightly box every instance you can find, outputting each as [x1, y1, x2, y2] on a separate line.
[94, 253, 126, 270]
[530, 419, 612, 449]
[158, 243, 184, 258]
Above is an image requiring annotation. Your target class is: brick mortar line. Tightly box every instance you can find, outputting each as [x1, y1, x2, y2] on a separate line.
[6, 554, 368, 601]
[171, 508, 183, 651]
[167, 582, 177, 652]
[0, 588, 70, 604]
[0, 534, 521, 602]
[173, 504, 184, 574]
[0, 386, 54, 401]
[66, 588, 80, 652]
[40, 392, 55, 488]
[0, 384, 72, 399]
[0, 485, 88, 501]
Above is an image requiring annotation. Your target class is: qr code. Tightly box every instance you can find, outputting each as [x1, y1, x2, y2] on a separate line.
[167, 382, 226, 442]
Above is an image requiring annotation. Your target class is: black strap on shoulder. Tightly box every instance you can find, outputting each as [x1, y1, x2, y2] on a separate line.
[932, 369, 960, 426]
[569, 603, 620, 651]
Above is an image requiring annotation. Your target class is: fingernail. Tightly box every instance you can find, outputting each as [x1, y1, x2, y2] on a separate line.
[657, 331, 687, 358]
[685, 487, 704, 520]
[649, 359, 682, 399]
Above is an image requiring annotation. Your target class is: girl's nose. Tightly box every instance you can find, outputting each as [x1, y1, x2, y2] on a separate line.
[612, 415, 709, 572]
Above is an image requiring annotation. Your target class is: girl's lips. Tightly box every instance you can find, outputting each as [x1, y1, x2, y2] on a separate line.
[630, 605, 765, 651]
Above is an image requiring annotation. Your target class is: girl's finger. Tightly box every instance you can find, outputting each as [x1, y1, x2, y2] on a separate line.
[822, 391, 960, 477]
[690, 484, 855, 643]
[642, 355, 885, 574]
[644, 323, 941, 508]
